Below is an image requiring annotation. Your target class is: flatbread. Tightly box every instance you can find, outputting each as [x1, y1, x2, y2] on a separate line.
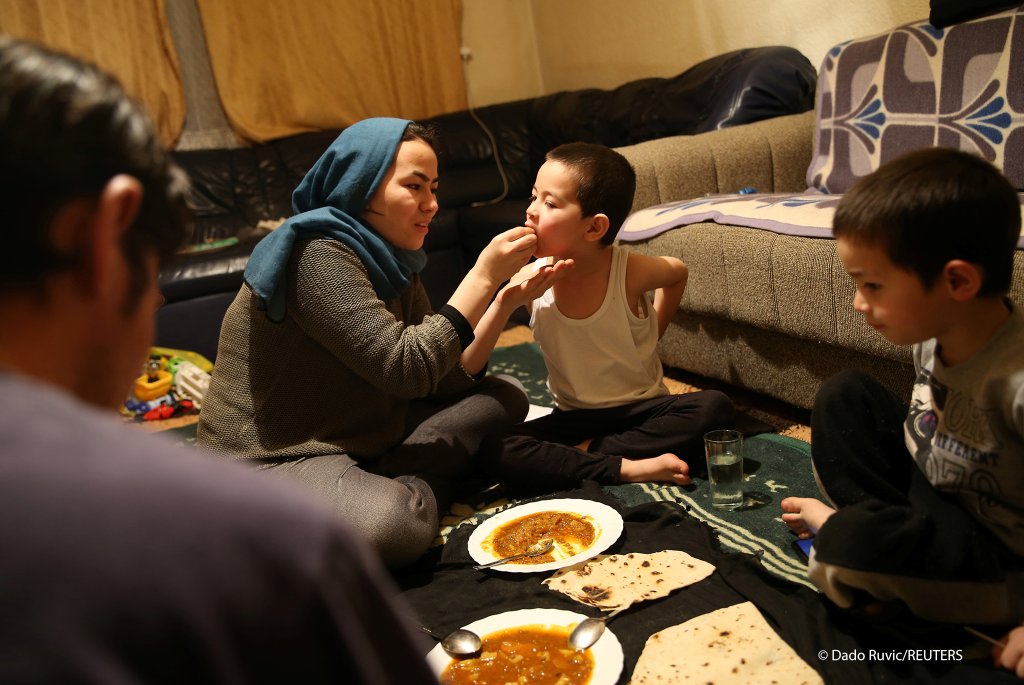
[630, 601, 824, 685]
[542, 550, 714, 610]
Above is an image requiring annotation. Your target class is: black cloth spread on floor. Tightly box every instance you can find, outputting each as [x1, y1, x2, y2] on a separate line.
[400, 482, 1020, 683]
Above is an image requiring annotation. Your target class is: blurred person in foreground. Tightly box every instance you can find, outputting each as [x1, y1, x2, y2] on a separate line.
[0, 36, 435, 684]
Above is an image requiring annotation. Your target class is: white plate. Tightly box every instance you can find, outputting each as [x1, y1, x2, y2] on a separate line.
[467, 498, 623, 573]
[426, 608, 624, 685]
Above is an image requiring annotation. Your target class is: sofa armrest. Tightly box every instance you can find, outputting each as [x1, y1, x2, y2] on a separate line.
[617, 110, 815, 211]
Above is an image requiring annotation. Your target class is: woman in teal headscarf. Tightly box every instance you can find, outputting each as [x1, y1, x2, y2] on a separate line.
[198, 118, 570, 567]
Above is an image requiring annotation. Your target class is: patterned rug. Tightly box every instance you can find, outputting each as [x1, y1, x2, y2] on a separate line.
[489, 339, 552, 406]
[603, 434, 817, 589]
[442, 342, 821, 588]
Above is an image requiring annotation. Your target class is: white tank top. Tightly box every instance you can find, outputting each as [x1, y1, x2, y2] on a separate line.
[531, 245, 667, 410]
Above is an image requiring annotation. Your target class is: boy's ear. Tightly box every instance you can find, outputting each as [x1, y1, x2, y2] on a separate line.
[583, 213, 610, 242]
[942, 259, 983, 301]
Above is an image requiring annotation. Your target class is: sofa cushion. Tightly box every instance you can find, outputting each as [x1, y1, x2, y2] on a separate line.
[528, 46, 816, 172]
[173, 131, 338, 245]
[806, 6, 1024, 194]
[429, 99, 534, 207]
[626, 220, 910, 363]
[159, 237, 261, 303]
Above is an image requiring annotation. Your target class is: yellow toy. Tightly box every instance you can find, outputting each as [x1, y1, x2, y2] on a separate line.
[133, 356, 173, 401]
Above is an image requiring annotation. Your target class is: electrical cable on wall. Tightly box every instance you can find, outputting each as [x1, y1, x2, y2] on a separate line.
[460, 45, 510, 207]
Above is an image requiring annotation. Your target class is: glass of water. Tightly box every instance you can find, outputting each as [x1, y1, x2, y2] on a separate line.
[704, 429, 744, 510]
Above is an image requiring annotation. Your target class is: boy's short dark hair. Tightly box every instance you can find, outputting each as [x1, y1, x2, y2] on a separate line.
[0, 36, 190, 295]
[546, 142, 636, 245]
[833, 148, 1021, 296]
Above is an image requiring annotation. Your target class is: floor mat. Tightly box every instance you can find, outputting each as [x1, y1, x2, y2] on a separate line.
[489, 341, 552, 406]
[483, 342, 816, 585]
[606, 433, 816, 588]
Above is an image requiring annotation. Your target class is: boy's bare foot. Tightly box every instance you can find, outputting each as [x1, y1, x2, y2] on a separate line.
[620, 453, 692, 485]
[780, 497, 835, 539]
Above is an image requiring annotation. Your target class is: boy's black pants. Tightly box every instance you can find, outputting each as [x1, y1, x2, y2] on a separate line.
[492, 390, 735, 494]
[809, 370, 1023, 625]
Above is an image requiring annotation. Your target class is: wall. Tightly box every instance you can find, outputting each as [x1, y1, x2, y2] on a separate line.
[460, 0, 543, 106]
[461, 0, 931, 107]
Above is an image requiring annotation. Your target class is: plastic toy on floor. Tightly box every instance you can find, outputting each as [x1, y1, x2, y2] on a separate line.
[123, 389, 195, 421]
[123, 348, 213, 421]
[169, 360, 211, 409]
[133, 355, 173, 401]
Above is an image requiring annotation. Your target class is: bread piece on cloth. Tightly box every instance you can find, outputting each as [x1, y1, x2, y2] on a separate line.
[631, 601, 823, 685]
[542, 550, 714, 610]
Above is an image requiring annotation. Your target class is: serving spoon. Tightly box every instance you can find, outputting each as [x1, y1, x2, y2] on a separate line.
[472, 538, 555, 570]
[420, 626, 483, 658]
[568, 605, 629, 651]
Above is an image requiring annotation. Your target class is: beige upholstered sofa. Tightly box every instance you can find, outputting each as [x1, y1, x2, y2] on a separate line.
[616, 8, 1024, 409]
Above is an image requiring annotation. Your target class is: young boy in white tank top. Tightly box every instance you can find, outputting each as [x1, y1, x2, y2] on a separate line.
[492, 143, 735, 492]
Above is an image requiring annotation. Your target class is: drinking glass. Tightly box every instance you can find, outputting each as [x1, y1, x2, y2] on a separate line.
[704, 429, 744, 510]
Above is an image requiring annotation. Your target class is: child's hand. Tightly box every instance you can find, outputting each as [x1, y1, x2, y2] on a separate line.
[474, 226, 537, 285]
[507, 258, 551, 288]
[994, 626, 1024, 678]
[498, 258, 574, 309]
[506, 261, 536, 289]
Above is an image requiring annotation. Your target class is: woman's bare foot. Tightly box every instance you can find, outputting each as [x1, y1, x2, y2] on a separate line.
[780, 497, 835, 539]
[620, 453, 692, 485]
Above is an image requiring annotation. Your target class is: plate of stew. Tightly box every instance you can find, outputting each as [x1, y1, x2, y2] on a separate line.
[427, 608, 624, 685]
[468, 499, 623, 573]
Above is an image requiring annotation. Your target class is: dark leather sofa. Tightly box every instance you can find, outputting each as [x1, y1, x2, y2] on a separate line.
[157, 45, 816, 361]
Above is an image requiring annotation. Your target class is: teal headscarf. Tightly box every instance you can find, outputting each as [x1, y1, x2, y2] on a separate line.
[244, 117, 428, 323]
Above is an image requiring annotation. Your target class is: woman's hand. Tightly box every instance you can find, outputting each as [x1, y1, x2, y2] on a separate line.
[994, 626, 1024, 678]
[473, 226, 538, 286]
[445, 227, 538, 336]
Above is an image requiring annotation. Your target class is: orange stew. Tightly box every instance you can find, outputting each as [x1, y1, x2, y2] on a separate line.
[441, 624, 594, 685]
[490, 512, 596, 565]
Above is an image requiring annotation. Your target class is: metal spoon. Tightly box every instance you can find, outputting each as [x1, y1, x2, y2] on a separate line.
[472, 538, 555, 570]
[420, 626, 483, 658]
[568, 605, 629, 651]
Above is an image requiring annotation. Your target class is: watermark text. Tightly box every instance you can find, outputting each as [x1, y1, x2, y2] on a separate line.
[818, 649, 962, 662]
